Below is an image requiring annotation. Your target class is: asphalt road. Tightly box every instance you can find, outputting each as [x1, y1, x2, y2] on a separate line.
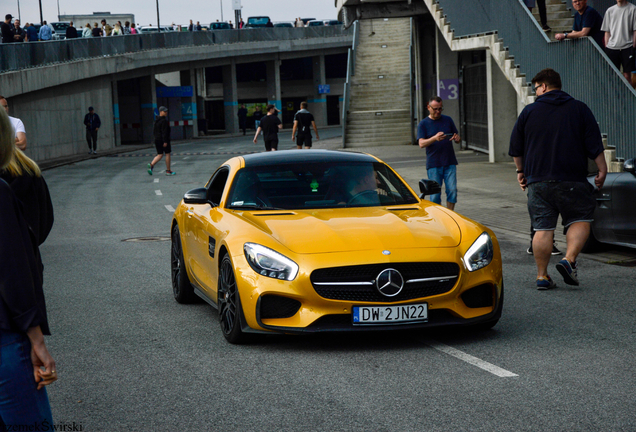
[40, 131, 636, 431]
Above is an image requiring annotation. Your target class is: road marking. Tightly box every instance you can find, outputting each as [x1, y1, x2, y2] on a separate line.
[421, 339, 518, 378]
[165, 205, 175, 212]
[155, 190, 162, 196]
[183, 157, 189, 160]
[154, 179, 159, 183]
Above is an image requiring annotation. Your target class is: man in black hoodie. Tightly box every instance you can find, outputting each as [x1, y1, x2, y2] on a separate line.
[509, 68, 607, 290]
[148, 106, 175, 176]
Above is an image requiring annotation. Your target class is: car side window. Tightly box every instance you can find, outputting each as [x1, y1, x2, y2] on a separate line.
[207, 168, 229, 205]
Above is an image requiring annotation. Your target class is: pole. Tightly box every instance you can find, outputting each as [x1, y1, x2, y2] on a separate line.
[38, 0, 43, 24]
[56, 0, 60, 20]
[220, 0, 224, 22]
[17, 0, 21, 22]
[156, 0, 161, 32]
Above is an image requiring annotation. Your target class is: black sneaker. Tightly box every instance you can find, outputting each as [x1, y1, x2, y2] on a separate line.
[551, 244, 563, 256]
[527, 242, 533, 255]
[542, 24, 552, 32]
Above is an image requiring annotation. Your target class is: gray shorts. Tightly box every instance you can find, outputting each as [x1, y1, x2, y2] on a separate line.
[527, 181, 595, 232]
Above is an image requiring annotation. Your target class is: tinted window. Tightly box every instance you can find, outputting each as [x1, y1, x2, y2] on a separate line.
[226, 162, 418, 210]
[207, 168, 229, 205]
[247, 17, 270, 26]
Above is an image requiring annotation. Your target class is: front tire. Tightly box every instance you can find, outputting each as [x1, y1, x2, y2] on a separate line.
[218, 255, 251, 344]
[171, 224, 197, 304]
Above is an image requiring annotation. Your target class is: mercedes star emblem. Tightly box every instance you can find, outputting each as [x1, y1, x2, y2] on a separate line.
[375, 268, 404, 297]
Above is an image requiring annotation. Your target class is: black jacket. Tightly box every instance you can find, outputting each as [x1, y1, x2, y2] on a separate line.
[153, 116, 171, 143]
[66, 25, 78, 39]
[84, 112, 101, 131]
[509, 90, 604, 185]
[0, 179, 50, 335]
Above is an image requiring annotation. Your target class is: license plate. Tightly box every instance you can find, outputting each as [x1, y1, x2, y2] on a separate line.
[352, 303, 428, 325]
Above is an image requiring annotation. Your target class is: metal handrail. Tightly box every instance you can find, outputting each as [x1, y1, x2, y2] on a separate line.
[342, 20, 359, 147]
[435, 0, 636, 159]
[0, 26, 353, 74]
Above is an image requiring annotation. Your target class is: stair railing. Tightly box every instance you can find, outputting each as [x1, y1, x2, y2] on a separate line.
[342, 20, 359, 148]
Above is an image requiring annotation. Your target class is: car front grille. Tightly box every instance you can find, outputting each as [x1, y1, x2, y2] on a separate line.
[310, 262, 460, 303]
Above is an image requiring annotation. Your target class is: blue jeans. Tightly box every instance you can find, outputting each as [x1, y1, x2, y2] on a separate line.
[427, 165, 457, 205]
[0, 330, 53, 429]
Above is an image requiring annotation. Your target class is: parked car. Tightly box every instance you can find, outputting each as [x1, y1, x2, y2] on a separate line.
[584, 158, 636, 252]
[245, 16, 271, 28]
[273, 22, 294, 28]
[170, 150, 504, 343]
[300, 18, 316, 25]
[51, 21, 70, 40]
[210, 22, 231, 30]
[324, 20, 343, 26]
[306, 20, 325, 27]
[139, 26, 173, 33]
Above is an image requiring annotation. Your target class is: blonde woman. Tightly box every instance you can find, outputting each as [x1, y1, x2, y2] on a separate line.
[82, 23, 92, 37]
[112, 23, 122, 36]
[0, 108, 57, 428]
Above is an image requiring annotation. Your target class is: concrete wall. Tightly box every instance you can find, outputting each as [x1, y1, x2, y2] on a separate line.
[10, 76, 115, 161]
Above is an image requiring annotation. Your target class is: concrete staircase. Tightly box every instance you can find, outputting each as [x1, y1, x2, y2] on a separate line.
[532, 0, 575, 40]
[344, 18, 413, 147]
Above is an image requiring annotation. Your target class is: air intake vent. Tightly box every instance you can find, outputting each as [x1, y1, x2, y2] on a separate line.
[461, 284, 494, 308]
[260, 295, 301, 319]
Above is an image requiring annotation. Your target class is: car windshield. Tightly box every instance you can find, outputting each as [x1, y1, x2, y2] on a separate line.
[226, 162, 418, 210]
[52, 23, 68, 31]
[247, 17, 269, 26]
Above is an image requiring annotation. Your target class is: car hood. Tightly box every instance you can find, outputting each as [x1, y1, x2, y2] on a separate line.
[236, 205, 462, 254]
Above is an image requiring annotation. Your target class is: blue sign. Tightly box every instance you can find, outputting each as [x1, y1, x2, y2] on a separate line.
[182, 103, 196, 120]
[318, 85, 330, 94]
[438, 79, 459, 100]
[156, 86, 194, 98]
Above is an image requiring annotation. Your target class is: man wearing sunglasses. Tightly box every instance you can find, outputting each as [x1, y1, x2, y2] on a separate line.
[417, 96, 460, 211]
[509, 68, 607, 290]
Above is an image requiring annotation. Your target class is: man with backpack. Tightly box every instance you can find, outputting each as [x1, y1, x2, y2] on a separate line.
[291, 101, 320, 149]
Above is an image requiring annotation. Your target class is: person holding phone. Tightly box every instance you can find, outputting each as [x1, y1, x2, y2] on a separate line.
[417, 96, 461, 210]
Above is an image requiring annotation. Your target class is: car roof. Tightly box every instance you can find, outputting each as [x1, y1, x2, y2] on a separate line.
[241, 150, 377, 167]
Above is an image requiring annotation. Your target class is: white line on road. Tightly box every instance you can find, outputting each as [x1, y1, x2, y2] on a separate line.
[154, 179, 159, 183]
[165, 205, 175, 212]
[421, 339, 518, 378]
[183, 157, 189, 160]
[155, 190, 162, 196]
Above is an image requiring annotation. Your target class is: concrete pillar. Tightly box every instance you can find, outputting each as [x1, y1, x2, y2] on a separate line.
[196, 68, 206, 134]
[112, 80, 121, 147]
[180, 68, 198, 138]
[435, 27, 461, 152]
[310, 55, 328, 127]
[486, 54, 516, 163]
[140, 72, 157, 144]
[266, 59, 282, 112]
[222, 60, 238, 133]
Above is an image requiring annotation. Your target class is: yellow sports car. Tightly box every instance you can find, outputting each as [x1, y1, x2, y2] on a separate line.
[171, 150, 503, 343]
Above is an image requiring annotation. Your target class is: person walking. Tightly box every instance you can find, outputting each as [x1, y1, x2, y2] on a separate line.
[237, 104, 248, 135]
[38, 20, 52, 41]
[83, 107, 101, 154]
[0, 107, 57, 431]
[253, 104, 282, 152]
[65, 21, 78, 39]
[417, 96, 461, 211]
[509, 68, 607, 290]
[291, 101, 320, 149]
[148, 107, 176, 176]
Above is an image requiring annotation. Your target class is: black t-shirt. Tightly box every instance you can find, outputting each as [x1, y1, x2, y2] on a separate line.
[260, 114, 281, 141]
[253, 110, 264, 121]
[92, 27, 102, 37]
[1, 22, 14, 43]
[294, 111, 315, 137]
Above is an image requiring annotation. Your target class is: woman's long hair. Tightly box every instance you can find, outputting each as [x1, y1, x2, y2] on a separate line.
[3, 147, 42, 178]
[0, 108, 14, 170]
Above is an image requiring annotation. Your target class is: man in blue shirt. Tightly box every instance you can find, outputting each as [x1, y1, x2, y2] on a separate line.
[38, 20, 52, 41]
[417, 96, 460, 210]
[554, 0, 603, 47]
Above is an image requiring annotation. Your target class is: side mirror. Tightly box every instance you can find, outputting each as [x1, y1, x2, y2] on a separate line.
[624, 158, 635, 175]
[183, 187, 210, 205]
[419, 179, 441, 198]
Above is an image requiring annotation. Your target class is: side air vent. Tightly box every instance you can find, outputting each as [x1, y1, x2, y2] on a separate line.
[260, 295, 301, 319]
[461, 284, 494, 308]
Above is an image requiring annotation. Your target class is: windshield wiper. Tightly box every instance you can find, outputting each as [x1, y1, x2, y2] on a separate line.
[228, 204, 282, 210]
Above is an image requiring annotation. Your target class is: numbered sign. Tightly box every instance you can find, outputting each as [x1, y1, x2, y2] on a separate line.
[438, 79, 459, 100]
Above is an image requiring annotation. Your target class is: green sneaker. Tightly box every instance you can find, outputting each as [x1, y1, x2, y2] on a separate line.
[166, 170, 176, 176]
[147, 163, 153, 175]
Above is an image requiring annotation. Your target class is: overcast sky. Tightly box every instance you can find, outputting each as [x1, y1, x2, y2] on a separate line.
[11, 0, 339, 26]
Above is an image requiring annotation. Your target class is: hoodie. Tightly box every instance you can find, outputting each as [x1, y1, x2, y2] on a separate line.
[509, 90, 604, 185]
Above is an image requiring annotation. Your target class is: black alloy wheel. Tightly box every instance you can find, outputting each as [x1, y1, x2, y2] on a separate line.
[171, 224, 197, 304]
[218, 255, 250, 344]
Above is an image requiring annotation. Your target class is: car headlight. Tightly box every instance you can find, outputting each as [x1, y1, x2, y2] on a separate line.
[244, 243, 299, 281]
[462, 232, 494, 272]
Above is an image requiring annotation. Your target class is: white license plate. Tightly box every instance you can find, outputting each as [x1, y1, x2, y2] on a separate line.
[352, 303, 428, 325]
